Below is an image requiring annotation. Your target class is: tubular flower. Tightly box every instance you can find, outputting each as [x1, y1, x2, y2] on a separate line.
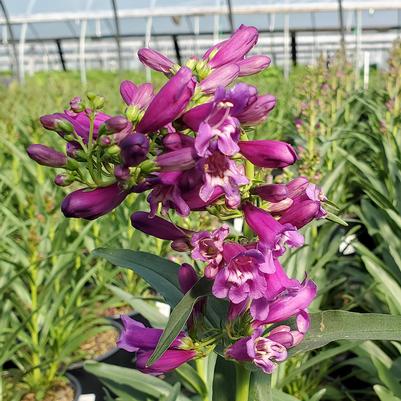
[120, 80, 154, 109]
[243, 203, 304, 274]
[226, 328, 288, 374]
[27, 144, 67, 168]
[61, 183, 129, 220]
[118, 316, 196, 375]
[119, 133, 150, 167]
[238, 140, 297, 168]
[136, 67, 196, 134]
[137, 48, 175, 75]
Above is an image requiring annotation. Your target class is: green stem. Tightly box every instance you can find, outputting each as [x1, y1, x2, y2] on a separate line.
[195, 359, 209, 401]
[30, 259, 41, 385]
[235, 364, 251, 401]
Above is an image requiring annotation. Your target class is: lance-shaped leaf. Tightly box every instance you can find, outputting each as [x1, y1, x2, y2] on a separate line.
[291, 311, 401, 355]
[93, 249, 182, 308]
[147, 277, 213, 366]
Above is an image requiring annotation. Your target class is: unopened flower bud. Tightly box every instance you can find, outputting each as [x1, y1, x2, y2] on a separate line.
[93, 96, 105, 110]
[105, 144, 121, 157]
[40, 114, 62, 131]
[125, 105, 142, 122]
[56, 119, 74, 134]
[252, 184, 288, 203]
[139, 159, 157, 174]
[70, 97, 85, 113]
[54, 174, 74, 186]
[120, 133, 149, 167]
[100, 136, 112, 146]
[114, 165, 131, 181]
[178, 263, 198, 294]
[66, 142, 86, 161]
[105, 116, 129, 133]
[27, 144, 67, 167]
[86, 92, 97, 101]
[171, 238, 192, 252]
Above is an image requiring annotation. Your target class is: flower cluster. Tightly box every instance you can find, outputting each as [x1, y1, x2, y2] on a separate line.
[28, 25, 328, 375]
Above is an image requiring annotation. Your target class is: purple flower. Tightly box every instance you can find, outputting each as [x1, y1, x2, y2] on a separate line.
[114, 165, 131, 181]
[191, 225, 229, 278]
[278, 178, 327, 228]
[178, 263, 198, 294]
[236, 94, 276, 125]
[251, 184, 288, 203]
[239, 140, 297, 168]
[61, 183, 128, 220]
[64, 111, 110, 142]
[136, 67, 196, 134]
[156, 147, 197, 172]
[243, 203, 304, 273]
[212, 242, 268, 305]
[120, 80, 154, 109]
[199, 152, 248, 209]
[118, 315, 195, 375]
[27, 144, 67, 167]
[199, 64, 239, 94]
[105, 116, 129, 133]
[119, 133, 150, 167]
[131, 211, 192, 244]
[163, 132, 183, 151]
[226, 328, 287, 374]
[138, 48, 175, 75]
[204, 25, 258, 69]
[136, 349, 196, 375]
[40, 113, 69, 132]
[236, 55, 271, 76]
[254, 279, 317, 326]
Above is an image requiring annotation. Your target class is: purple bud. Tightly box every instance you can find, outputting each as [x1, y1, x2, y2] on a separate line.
[119, 133, 149, 167]
[114, 165, 131, 181]
[138, 48, 175, 75]
[27, 144, 67, 167]
[252, 184, 288, 202]
[239, 140, 297, 168]
[206, 25, 258, 69]
[120, 80, 154, 109]
[105, 116, 129, 133]
[156, 147, 196, 172]
[286, 177, 309, 198]
[70, 96, 84, 113]
[54, 174, 73, 187]
[200, 64, 239, 94]
[40, 114, 66, 131]
[163, 133, 182, 151]
[61, 183, 128, 220]
[236, 94, 276, 125]
[171, 238, 192, 252]
[178, 263, 198, 294]
[278, 200, 322, 229]
[136, 67, 196, 134]
[236, 55, 271, 76]
[131, 211, 192, 240]
[66, 141, 83, 159]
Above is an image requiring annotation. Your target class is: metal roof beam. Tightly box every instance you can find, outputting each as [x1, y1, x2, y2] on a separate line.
[1, 2, 401, 25]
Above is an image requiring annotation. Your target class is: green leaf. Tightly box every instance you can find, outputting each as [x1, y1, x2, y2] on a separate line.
[292, 311, 401, 354]
[374, 385, 401, 401]
[147, 277, 213, 366]
[249, 371, 272, 401]
[160, 383, 181, 401]
[176, 363, 207, 397]
[93, 249, 182, 307]
[325, 212, 348, 227]
[272, 389, 301, 401]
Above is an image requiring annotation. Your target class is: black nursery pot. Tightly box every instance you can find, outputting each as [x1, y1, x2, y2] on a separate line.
[109, 310, 150, 327]
[67, 320, 133, 401]
[66, 373, 82, 401]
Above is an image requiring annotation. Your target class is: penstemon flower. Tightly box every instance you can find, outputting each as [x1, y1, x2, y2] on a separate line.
[27, 24, 343, 399]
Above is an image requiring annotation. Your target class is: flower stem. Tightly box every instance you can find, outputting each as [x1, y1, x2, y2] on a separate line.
[235, 364, 251, 401]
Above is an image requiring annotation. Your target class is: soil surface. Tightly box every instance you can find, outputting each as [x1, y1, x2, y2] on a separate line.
[22, 380, 75, 401]
[78, 327, 119, 360]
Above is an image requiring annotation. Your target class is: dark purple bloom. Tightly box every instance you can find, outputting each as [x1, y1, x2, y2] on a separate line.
[114, 165, 131, 181]
[163, 132, 183, 151]
[156, 147, 197, 172]
[226, 328, 287, 374]
[119, 133, 150, 167]
[239, 140, 297, 168]
[243, 203, 304, 273]
[136, 349, 196, 375]
[105, 116, 129, 133]
[40, 113, 68, 132]
[136, 67, 196, 134]
[191, 225, 229, 278]
[204, 25, 258, 69]
[137, 48, 175, 75]
[118, 316, 195, 375]
[27, 144, 67, 167]
[178, 263, 198, 294]
[131, 211, 192, 241]
[252, 184, 288, 203]
[61, 183, 128, 220]
[120, 80, 154, 109]
[236, 55, 271, 76]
